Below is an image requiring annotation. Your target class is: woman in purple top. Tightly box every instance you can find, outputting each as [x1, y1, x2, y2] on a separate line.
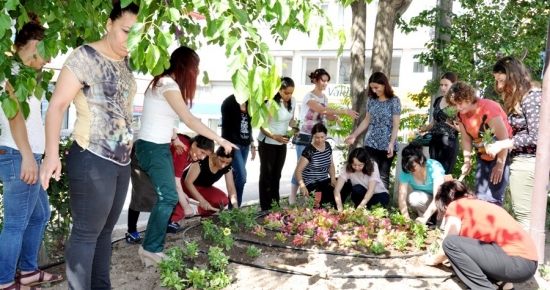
[486, 56, 541, 230]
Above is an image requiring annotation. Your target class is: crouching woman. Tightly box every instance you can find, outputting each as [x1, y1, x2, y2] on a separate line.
[183, 146, 239, 215]
[426, 180, 537, 290]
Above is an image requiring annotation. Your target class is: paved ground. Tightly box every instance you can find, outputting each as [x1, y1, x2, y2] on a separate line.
[114, 146, 345, 232]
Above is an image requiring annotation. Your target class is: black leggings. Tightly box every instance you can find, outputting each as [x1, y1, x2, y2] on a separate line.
[429, 134, 459, 175]
[127, 208, 140, 233]
[364, 146, 396, 191]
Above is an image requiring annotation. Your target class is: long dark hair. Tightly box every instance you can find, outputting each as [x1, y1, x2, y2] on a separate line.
[215, 146, 234, 159]
[273, 77, 294, 112]
[401, 141, 426, 174]
[367, 72, 394, 99]
[441, 72, 457, 83]
[493, 56, 532, 115]
[189, 134, 214, 152]
[346, 147, 374, 175]
[435, 180, 476, 220]
[148, 46, 200, 107]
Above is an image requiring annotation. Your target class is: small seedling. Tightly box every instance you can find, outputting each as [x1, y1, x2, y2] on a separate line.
[184, 241, 199, 260]
[246, 245, 262, 258]
[442, 106, 458, 120]
[274, 232, 287, 243]
[370, 241, 385, 255]
[208, 247, 229, 271]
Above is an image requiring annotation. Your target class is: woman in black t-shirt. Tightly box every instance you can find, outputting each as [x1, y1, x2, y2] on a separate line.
[182, 147, 239, 215]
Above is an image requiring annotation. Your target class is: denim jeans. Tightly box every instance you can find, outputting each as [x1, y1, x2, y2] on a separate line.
[65, 142, 130, 290]
[229, 144, 249, 208]
[0, 146, 51, 284]
[135, 140, 178, 253]
[475, 155, 510, 206]
[290, 144, 307, 185]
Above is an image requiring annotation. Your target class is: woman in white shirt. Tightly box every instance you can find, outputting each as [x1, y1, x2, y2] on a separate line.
[257, 77, 296, 211]
[135, 46, 236, 266]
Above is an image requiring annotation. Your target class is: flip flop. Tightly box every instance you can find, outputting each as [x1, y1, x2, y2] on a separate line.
[18, 269, 63, 287]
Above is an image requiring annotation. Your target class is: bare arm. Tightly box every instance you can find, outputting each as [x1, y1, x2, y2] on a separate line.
[183, 163, 215, 211]
[333, 176, 347, 211]
[357, 180, 377, 208]
[329, 153, 336, 186]
[40, 66, 83, 189]
[295, 156, 310, 196]
[387, 114, 400, 157]
[345, 113, 370, 145]
[487, 116, 510, 184]
[224, 171, 239, 208]
[5, 82, 37, 184]
[420, 119, 435, 132]
[426, 216, 461, 266]
[306, 99, 358, 119]
[459, 122, 473, 177]
[398, 182, 411, 220]
[175, 176, 194, 216]
[164, 91, 237, 153]
[416, 175, 444, 224]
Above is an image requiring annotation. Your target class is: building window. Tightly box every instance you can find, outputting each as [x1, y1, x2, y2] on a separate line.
[303, 57, 338, 84]
[281, 57, 293, 78]
[413, 62, 425, 73]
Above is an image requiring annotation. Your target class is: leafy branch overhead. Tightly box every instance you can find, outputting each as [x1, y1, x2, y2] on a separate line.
[0, 0, 345, 127]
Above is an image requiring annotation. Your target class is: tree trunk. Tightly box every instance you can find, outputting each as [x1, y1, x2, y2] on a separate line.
[430, 0, 453, 113]
[350, 1, 368, 146]
[370, 0, 413, 75]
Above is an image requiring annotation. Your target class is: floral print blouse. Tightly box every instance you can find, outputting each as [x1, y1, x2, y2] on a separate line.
[364, 96, 402, 152]
[509, 90, 541, 158]
[432, 96, 458, 138]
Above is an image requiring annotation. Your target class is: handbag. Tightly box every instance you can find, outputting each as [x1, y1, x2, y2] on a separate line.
[412, 133, 432, 146]
[292, 133, 312, 146]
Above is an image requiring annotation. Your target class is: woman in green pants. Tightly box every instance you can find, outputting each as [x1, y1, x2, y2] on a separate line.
[135, 46, 236, 266]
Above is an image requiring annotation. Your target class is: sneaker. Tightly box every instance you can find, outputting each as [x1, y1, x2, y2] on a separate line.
[167, 221, 182, 234]
[125, 231, 142, 244]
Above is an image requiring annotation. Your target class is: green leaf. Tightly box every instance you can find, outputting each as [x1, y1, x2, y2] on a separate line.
[5, 0, 20, 11]
[37, 41, 52, 61]
[231, 68, 249, 104]
[20, 100, 30, 119]
[146, 45, 160, 71]
[127, 31, 142, 53]
[121, 0, 133, 8]
[202, 71, 210, 85]
[278, 0, 290, 24]
[168, 8, 181, 22]
[0, 13, 11, 31]
[317, 25, 324, 48]
[156, 31, 172, 48]
[228, 1, 248, 25]
[1, 97, 18, 119]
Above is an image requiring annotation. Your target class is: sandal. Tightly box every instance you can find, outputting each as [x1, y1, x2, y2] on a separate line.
[0, 282, 40, 290]
[17, 270, 63, 287]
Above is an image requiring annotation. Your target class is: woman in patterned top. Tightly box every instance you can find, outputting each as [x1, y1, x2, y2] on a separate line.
[40, 2, 139, 289]
[446, 81, 512, 206]
[289, 69, 359, 204]
[295, 123, 338, 208]
[345, 72, 401, 190]
[486, 56, 541, 230]
[419, 72, 460, 174]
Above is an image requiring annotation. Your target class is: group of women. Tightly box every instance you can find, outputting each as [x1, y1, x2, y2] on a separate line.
[0, 1, 542, 289]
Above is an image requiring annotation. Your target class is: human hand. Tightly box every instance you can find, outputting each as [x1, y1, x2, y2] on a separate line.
[415, 215, 429, 225]
[485, 143, 502, 158]
[387, 144, 394, 158]
[490, 162, 505, 184]
[346, 109, 360, 119]
[461, 160, 472, 177]
[299, 185, 309, 196]
[172, 137, 185, 155]
[21, 155, 38, 185]
[344, 135, 356, 146]
[445, 120, 460, 131]
[250, 146, 256, 161]
[40, 155, 62, 190]
[219, 138, 238, 154]
[330, 177, 337, 187]
[425, 254, 441, 266]
[418, 126, 426, 133]
[182, 203, 196, 217]
[273, 134, 289, 144]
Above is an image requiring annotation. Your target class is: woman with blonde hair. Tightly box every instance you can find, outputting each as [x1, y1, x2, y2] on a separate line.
[486, 56, 541, 230]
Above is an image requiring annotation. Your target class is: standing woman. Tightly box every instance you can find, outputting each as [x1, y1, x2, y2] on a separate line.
[419, 72, 460, 174]
[486, 56, 541, 230]
[135, 46, 235, 266]
[40, 3, 139, 289]
[445, 81, 512, 206]
[221, 94, 256, 208]
[0, 15, 63, 290]
[257, 77, 296, 211]
[289, 68, 359, 203]
[345, 72, 401, 191]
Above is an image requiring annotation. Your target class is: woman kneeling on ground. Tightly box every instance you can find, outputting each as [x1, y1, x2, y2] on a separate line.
[426, 180, 537, 290]
[397, 142, 445, 225]
[333, 147, 389, 211]
[183, 146, 239, 215]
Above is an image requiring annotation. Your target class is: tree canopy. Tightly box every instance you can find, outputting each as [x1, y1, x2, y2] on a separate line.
[399, 0, 549, 107]
[0, 0, 344, 127]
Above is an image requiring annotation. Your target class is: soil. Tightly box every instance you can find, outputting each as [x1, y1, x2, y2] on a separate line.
[41, 214, 548, 290]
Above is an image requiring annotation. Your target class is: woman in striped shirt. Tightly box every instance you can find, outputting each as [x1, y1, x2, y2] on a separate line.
[295, 123, 337, 207]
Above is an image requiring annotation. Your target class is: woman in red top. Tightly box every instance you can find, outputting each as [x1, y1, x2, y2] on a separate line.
[445, 81, 512, 206]
[426, 180, 537, 290]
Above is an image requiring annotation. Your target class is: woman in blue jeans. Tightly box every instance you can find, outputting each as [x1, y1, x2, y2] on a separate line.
[221, 94, 257, 208]
[0, 14, 62, 290]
